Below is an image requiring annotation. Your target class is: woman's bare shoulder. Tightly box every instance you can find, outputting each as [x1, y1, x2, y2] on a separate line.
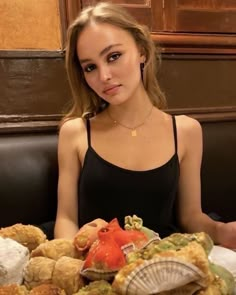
[58, 118, 88, 160]
[175, 115, 202, 136]
[175, 115, 202, 158]
[59, 117, 86, 138]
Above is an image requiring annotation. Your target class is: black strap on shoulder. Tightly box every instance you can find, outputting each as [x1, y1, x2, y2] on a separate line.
[86, 119, 91, 147]
[172, 116, 178, 153]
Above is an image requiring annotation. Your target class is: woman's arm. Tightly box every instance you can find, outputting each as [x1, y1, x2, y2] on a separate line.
[176, 116, 225, 244]
[54, 119, 83, 239]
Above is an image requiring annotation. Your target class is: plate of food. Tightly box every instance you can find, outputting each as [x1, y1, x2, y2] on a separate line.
[209, 245, 236, 280]
[209, 245, 236, 294]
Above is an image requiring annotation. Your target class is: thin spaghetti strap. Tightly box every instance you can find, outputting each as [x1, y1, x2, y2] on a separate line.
[172, 116, 178, 154]
[86, 119, 91, 147]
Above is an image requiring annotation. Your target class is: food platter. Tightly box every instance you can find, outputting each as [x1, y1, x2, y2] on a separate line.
[1, 220, 236, 294]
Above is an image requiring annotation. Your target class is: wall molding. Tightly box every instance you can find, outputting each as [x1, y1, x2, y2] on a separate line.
[153, 33, 236, 54]
[168, 106, 236, 122]
[0, 114, 60, 134]
[1, 107, 236, 133]
[0, 50, 65, 58]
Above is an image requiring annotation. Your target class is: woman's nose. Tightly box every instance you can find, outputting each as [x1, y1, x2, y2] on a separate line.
[99, 65, 112, 81]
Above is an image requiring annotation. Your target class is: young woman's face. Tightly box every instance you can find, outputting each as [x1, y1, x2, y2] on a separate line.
[76, 22, 145, 105]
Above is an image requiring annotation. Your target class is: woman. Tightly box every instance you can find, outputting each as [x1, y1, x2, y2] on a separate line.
[54, 2, 236, 248]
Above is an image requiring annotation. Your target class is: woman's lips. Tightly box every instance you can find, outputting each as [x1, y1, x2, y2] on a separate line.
[103, 85, 121, 95]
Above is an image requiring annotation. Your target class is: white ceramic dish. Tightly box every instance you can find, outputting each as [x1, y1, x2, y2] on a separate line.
[209, 245, 236, 294]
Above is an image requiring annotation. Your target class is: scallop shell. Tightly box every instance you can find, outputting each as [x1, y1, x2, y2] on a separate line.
[160, 282, 202, 295]
[113, 257, 206, 295]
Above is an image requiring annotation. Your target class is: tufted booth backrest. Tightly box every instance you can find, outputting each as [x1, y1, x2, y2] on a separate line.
[201, 120, 236, 222]
[0, 132, 58, 228]
[0, 119, 235, 233]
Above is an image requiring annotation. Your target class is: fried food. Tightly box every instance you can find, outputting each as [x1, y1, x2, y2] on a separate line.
[124, 214, 161, 240]
[74, 218, 108, 252]
[161, 232, 214, 255]
[29, 283, 66, 294]
[113, 254, 207, 295]
[105, 218, 148, 249]
[152, 232, 213, 256]
[31, 238, 82, 260]
[112, 258, 144, 291]
[74, 280, 118, 295]
[0, 284, 28, 295]
[205, 263, 235, 295]
[23, 257, 56, 289]
[52, 256, 85, 295]
[82, 227, 126, 272]
[127, 232, 213, 263]
[113, 241, 214, 294]
[153, 241, 214, 285]
[0, 224, 47, 251]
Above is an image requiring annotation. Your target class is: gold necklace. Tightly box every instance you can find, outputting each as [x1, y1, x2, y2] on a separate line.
[107, 105, 153, 137]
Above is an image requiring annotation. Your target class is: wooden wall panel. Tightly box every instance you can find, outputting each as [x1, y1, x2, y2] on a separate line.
[65, 0, 236, 54]
[152, 0, 236, 54]
[159, 54, 236, 122]
[178, 0, 236, 9]
[0, 0, 235, 133]
[162, 0, 236, 33]
[0, 0, 62, 49]
[159, 55, 236, 111]
[0, 51, 71, 123]
[0, 51, 235, 133]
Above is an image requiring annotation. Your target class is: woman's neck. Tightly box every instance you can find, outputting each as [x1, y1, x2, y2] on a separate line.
[107, 92, 153, 129]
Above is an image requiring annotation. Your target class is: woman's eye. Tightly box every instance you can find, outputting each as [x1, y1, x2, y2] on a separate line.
[108, 53, 121, 62]
[84, 64, 96, 73]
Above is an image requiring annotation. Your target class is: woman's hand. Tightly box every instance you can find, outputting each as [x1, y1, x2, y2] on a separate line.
[217, 221, 236, 249]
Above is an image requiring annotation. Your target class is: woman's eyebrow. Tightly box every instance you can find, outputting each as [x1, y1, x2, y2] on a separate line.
[79, 43, 122, 64]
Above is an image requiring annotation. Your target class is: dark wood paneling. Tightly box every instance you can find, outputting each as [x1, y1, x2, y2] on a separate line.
[65, 0, 236, 54]
[1, 50, 236, 133]
[1, 0, 236, 133]
[151, 0, 236, 53]
[178, 0, 236, 8]
[153, 34, 236, 54]
[162, 0, 236, 33]
[159, 54, 236, 111]
[58, 0, 68, 49]
[65, 0, 81, 28]
[0, 51, 71, 119]
[176, 10, 236, 33]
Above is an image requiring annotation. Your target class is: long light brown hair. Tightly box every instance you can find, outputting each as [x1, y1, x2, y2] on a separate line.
[64, 2, 166, 121]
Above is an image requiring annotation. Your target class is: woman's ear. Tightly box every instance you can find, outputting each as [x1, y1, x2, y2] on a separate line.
[139, 51, 146, 63]
[138, 46, 146, 63]
[140, 56, 146, 64]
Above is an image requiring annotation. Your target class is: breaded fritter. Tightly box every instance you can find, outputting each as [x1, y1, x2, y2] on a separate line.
[0, 224, 46, 251]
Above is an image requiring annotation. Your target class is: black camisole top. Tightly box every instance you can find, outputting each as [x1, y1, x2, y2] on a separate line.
[78, 116, 180, 238]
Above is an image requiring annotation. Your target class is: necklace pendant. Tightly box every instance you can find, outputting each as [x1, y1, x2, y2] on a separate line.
[131, 129, 137, 137]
